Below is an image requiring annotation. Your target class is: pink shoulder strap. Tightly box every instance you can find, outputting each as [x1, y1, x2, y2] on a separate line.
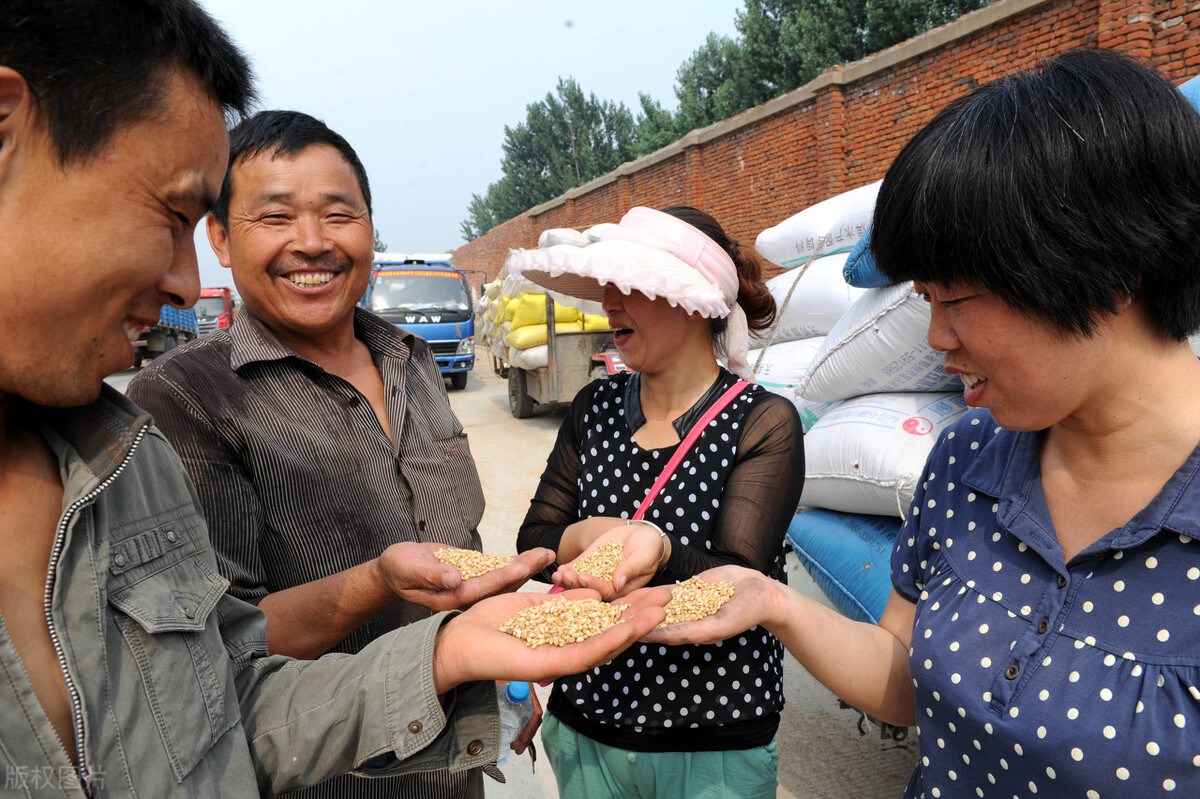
[632, 379, 749, 521]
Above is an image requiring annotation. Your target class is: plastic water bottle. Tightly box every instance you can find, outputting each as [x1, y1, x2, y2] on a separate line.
[496, 681, 534, 768]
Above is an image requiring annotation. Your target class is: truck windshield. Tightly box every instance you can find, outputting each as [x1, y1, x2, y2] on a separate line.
[369, 271, 470, 313]
[195, 297, 227, 319]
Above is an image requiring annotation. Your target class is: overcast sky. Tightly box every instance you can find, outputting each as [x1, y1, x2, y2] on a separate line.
[193, 0, 744, 290]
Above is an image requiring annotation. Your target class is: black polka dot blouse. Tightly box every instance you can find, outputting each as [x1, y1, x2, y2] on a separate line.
[517, 368, 805, 752]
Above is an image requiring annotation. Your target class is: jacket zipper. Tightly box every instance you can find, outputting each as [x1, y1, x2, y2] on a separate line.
[44, 421, 149, 797]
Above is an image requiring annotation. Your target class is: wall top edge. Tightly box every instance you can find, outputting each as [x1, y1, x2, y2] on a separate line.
[522, 0, 1052, 220]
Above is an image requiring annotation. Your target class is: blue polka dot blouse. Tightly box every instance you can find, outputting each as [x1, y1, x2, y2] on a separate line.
[893, 409, 1200, 798]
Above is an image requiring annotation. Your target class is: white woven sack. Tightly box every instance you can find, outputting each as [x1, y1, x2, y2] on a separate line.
[508, 344, 549, 370]
[500, 252, 541, 299]
[490, 322, 511, 359]
[795, 397, 837, 435]
[749, 337, 824, 400]
[800, 392, 970, 518]
[538, 228, 590, 248]
[800, 282, 961, 402]
[752, 253, 865, 345]
[755, 181, 881, 268]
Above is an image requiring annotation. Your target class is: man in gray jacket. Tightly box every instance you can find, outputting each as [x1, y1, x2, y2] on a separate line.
[0, 2, 665, 796]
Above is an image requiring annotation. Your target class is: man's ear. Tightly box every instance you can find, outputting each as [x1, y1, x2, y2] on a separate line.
[0, 68, 36, 191]
[207, 213, 234, 269]
[0, 67, 29, 123]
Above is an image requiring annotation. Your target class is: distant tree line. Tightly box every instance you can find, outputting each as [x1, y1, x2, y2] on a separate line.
[460, 0, 992, 241]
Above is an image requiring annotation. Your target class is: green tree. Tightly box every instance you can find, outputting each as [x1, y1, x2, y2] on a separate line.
[463, 0, 994, 240]
[673, 33, 743, 132]
[373, 228, 387, 253]
[671, 0, 994, 133]
[631, 93, 683, 158]
[461, 78, 637, 240]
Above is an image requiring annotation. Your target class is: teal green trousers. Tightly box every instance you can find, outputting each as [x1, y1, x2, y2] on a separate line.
[541, 713, 779, 799]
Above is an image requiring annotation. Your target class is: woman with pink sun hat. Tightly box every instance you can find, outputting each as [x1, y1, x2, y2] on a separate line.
[513, 206, 804, 798]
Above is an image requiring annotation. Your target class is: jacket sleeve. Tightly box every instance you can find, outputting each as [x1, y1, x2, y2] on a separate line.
[218, 593, 499, 795]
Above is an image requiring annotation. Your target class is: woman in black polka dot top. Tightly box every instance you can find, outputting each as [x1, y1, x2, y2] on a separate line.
[513, 206, 804, 797]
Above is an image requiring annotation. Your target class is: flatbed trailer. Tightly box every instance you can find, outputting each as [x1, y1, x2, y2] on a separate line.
[503, 294, 621, 418]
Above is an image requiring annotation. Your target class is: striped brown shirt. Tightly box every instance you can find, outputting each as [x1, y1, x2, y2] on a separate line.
[128, 307, 485, 799]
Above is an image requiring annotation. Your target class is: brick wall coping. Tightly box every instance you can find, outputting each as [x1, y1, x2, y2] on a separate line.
[526, 0, 1052, 218]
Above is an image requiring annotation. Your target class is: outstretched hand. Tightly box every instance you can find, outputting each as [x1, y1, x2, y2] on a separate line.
[377, 542, 555, 612]
[553, 522, 667, 599]
[432, 588, 668, 693]
[636, 565, 779, 645]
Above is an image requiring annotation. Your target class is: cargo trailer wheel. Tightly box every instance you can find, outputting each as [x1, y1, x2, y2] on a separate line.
[450, 371, 468, 391]
[508, 369, 534, 418]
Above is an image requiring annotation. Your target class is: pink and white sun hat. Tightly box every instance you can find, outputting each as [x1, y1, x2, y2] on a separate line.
[510, 206, 751, 376]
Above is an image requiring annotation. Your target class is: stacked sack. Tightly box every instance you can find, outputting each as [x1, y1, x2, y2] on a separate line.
[480, 233, 611, 373]
[754, 182, 968, 624]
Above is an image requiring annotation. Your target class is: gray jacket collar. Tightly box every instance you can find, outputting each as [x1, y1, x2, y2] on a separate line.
[26, 384, 153, 489]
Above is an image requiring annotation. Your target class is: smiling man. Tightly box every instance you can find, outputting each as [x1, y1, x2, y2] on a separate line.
[0, 5, 665, 796]
[127, 110, 547, 799]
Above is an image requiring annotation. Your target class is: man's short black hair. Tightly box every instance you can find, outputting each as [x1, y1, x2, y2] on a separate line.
[872, 48, 1200, 340]
[210, 110, 373, 226]
[1, 0, 256, 165]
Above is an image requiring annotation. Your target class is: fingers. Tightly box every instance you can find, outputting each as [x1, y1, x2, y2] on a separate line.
[515, 547, 556, 573]
[623, 584, 673, 612]
[552, 568, 618, 599]
[640, 618, 725, 646]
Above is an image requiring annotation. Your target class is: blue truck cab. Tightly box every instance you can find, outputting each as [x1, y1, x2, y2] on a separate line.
[360, 253, 475, 389]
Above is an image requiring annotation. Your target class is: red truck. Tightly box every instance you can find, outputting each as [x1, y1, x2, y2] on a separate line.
[196, 286, 237, 336]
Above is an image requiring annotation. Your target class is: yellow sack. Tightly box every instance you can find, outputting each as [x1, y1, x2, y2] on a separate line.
[487, 297, 505, 323]
[506, 321, 584, 350]
[500, 297, 521, 324]
[510, 292, 581, 330]
[582, 314, 611, 331]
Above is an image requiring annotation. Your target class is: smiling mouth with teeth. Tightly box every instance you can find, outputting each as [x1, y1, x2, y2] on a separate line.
[961, 373, 985, 388]
[286, 271, 335, 287]
[123, 320, 147, 343]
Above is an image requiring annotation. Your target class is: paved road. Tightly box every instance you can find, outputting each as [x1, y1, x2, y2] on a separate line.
[108, 361, 919, 797]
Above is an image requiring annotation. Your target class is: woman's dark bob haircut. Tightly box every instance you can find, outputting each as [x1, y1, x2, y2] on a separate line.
[872, 49, 1200, 340]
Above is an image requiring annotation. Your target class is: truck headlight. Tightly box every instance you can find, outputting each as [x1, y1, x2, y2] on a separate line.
[456, 336, 475, 355]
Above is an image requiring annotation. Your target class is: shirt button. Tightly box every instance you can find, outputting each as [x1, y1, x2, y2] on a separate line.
[466, 739, 484, 756]
[1005, 664, 1020, 680]
[626, 752, 637, 764]
[1037, 618, 1050, 634]
[1057, 575, 1067, 589]
[349, 396, 361, 408]
[112, 553, 126, 567]
[165, 530, 178, 543]
[181, 604, 194, 619]
[407, 721, 423, 735]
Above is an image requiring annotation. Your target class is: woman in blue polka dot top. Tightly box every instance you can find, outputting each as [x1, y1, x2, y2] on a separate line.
[513, 206, 805, 797]
[646, 49, 1200, 798]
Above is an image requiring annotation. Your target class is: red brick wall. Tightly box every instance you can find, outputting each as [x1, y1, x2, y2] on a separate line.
[453, 0, 1200, 282]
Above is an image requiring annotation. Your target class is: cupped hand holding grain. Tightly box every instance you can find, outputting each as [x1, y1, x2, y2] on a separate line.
[431, 587, 671, 693]
[376, 542, 555, 612]
[636, 565, 780, 645]
[553, 521, 669, 599]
